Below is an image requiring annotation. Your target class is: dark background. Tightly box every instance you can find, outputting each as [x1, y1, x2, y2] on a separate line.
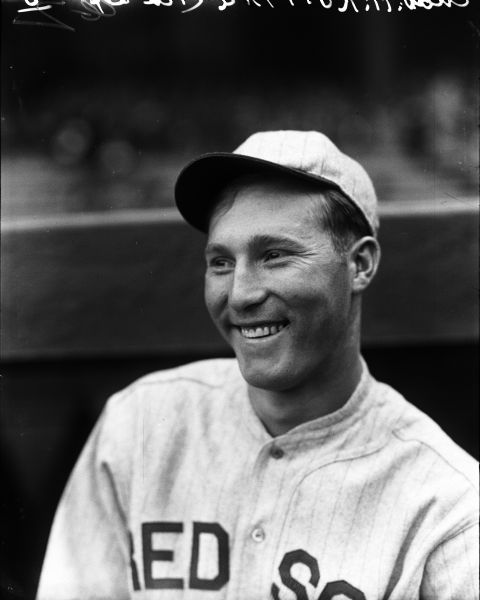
[1, 1, 478, 598]
[2, 2, 478, 219]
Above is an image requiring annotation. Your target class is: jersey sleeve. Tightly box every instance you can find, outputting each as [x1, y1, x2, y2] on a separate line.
[420, 522, 479, 600]
[36, 394, 133, 600]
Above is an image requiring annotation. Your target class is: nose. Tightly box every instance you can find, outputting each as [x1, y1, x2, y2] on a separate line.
[229, 262, 268, 312]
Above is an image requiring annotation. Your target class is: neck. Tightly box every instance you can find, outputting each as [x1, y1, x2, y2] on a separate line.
[248, 350, 363, 438]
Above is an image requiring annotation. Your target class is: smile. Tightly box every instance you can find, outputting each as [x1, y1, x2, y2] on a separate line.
[238, 322, 288, 339]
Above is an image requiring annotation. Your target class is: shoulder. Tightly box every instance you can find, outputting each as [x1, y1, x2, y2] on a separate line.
[101, 358, 241, 431]
[121, 357, 238, 393]
[381, 382, 476, 481]
[373, 380, 478, 487]
[107, 357, 239, 410]
[368, 378, 479, 543]
[371, 380, 478, 520]
[91, 358, 242, 466]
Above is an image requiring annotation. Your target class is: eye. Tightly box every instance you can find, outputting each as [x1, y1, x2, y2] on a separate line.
[264, 250, 286, 261]
[207, 256, 234, 271]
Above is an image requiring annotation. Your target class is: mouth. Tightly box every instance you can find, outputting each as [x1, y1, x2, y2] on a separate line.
[235, 321, 289, 339]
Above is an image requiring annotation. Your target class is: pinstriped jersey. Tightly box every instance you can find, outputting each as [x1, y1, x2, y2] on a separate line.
[37, 358, 479, 600]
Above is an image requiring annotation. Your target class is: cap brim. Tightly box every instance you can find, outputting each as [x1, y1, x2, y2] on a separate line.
[174, 152, 342, 233]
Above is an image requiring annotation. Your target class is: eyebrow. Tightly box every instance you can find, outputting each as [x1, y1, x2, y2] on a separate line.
[205, 234, 305, 256]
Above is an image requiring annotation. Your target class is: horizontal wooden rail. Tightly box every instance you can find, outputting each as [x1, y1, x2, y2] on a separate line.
[1, 199, 478, 360]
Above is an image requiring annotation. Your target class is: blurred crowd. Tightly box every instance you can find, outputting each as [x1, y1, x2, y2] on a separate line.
[2, 74, 477, 217]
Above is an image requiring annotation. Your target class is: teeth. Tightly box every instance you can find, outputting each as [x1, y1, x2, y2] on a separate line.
[240, 323, 286, 338]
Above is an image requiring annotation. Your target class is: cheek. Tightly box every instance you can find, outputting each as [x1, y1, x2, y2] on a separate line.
[204, 276, 227, 319]
[278, 274, 327, 309]
[284, 273, 351, 328]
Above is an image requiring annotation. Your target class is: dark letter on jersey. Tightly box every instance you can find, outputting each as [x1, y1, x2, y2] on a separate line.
[142, 522, 184, 589]
[318, 580, 366, 600]
[189, 522, 230, 590]
[272, 549, 320, 600]
[129, 531, 141, 591]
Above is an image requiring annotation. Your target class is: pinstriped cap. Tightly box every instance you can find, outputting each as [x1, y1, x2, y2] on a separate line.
[175, 130, 378, 235]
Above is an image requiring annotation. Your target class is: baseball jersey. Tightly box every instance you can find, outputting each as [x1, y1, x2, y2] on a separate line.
[37, 358, 479, 600]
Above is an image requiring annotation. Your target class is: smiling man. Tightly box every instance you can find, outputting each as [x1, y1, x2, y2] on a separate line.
[202, 173, 375, 435]
[37, 131, 478, 600]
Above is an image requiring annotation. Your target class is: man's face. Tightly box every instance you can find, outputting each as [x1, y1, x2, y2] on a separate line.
[204, 178, 355, 393]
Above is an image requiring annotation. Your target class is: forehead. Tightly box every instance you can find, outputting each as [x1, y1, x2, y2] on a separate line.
[208, 176, 323, 241]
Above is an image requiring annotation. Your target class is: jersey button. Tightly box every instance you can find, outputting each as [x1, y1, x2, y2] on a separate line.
[251, 527, 265, 542]
[270, 446, 284, 459]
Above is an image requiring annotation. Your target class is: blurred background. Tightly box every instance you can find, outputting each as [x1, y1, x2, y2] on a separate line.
[1, 1, 478, 598]
[2, 2, 478, 217]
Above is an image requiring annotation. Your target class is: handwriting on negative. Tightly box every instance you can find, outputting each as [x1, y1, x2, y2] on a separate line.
[14, 0, 470, 33]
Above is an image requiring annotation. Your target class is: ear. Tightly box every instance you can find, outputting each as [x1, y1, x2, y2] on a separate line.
[348, 236, 381, 294]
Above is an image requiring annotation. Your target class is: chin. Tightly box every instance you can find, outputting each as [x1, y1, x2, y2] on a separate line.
[237, 359, 299, 392]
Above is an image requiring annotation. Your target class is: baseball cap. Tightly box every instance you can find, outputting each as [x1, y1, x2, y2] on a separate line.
[175, 130, 379, 235]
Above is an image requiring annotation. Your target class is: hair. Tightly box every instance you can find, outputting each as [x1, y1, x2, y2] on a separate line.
[312, 187, 372, 255]
[209, 172, 373, 255]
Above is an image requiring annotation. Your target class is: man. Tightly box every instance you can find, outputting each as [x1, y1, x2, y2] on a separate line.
[37, 130, 478, 599]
